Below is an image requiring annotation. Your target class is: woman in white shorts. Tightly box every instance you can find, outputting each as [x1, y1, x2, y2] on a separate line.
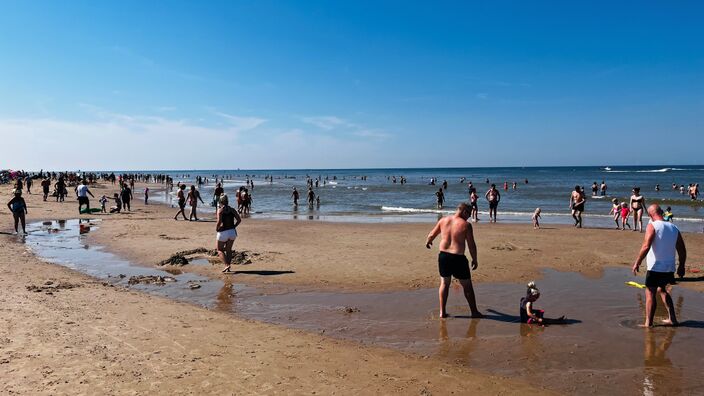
[216, 194, 241, 273]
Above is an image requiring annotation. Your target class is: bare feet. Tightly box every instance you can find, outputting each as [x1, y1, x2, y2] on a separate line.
[439, 312, 449, 319]
[221, 266, 232, 273]
[470, 311, 484, 318]
[661, 319, 679, 326]
[638, 323, 653, 328]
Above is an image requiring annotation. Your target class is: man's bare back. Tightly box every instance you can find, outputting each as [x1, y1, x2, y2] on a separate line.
[434, 215, 470, 255]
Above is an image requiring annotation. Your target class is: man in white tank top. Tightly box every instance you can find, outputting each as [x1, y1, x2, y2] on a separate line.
[632, 204, 687, 327]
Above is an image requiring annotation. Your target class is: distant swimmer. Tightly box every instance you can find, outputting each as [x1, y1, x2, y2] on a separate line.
[485, 184, 500, 222]
[435, 188, 445, 209]
[569, 185, 585, 228]
[655, 184, 660, 192]
[426, 203, 482, 319]
[503, 181, 508, 191]
[291, 187, 299, 206]
[442, 180, 448, 190]
[632, 204, 686, 327]
[591, 182, 598, 196]
[601, 181, 607, 196]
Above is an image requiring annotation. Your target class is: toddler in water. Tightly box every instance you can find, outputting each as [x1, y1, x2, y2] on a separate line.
[663, 206, 674, 222]
[620, 202, 631, 230]
[99, 195, 108, 213]
[532, 208, 541, 229]
[520, 281, 565, 325]
[609, 198, 621, 229]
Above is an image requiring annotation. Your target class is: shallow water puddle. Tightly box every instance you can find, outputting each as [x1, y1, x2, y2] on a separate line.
[23, 220, 704, 394]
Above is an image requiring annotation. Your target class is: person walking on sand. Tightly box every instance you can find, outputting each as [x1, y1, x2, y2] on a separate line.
[41, 177, 51, 201]
[7, 189, 28, 234]
[485, 184, 500, 222]
[188, 185, 205, 221]
[120, 183, 133, 212]
[570, 185, 585, 228]
[216, 194, 242, 273]
[174, 184, 188, 220]
[425, 203, 483, 319]
[75, 180, 94, 214]
[632, 204, 686, 327]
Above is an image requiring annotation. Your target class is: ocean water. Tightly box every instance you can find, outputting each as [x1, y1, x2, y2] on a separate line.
[144, 166, 704, 231]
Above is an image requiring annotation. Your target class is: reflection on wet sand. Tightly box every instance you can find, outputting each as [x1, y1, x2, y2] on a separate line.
[21, 221, 704, 395]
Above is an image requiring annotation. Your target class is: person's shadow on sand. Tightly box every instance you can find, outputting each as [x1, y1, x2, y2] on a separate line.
[479, 308, 582, 325]
[230, 270, 295, 276]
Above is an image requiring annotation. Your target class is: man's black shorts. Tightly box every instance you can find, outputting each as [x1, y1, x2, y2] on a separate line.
[645, 271, 675, 288]
[489, 201, 498, 210]
[78, 196, 89, 205]
[438, 252, 471, 280]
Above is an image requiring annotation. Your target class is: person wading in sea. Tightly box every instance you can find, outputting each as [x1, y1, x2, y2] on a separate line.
[426, 203, 483, 319]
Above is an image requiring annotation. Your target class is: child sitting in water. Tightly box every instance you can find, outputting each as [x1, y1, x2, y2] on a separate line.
[532, 208, 541, 229]
[520, 281, 565, 325]
[620, 202, 631, 230]
[109, 193, 122, 213]
[99, 195, 108, 213]
[609, 198, 621, 229]
[663, 206, 674, 222]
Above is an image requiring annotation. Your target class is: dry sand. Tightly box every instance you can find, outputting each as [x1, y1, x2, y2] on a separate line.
[0, 182, 541, 394]
[2, 180, 703, 394]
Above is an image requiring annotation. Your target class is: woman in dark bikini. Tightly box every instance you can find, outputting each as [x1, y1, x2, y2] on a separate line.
[173, 184, 188, 220]
[629, 187, 645, 232]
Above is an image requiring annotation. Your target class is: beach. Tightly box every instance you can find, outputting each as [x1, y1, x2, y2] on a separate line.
[2, 180, 704, 394]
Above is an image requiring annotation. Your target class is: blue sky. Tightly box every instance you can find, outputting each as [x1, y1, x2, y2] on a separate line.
[0, 1, 702, 170]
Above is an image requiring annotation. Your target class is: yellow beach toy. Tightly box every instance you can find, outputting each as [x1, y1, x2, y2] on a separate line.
[625, 281, 646, 289]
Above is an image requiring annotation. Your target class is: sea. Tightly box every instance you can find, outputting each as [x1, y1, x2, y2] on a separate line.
[139, 165, 704, 232]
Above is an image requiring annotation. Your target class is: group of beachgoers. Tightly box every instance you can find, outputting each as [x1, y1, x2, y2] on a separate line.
[425, 201, 687, 328]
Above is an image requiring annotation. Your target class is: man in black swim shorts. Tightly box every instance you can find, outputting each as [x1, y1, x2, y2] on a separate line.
[426, 203, 482, 318]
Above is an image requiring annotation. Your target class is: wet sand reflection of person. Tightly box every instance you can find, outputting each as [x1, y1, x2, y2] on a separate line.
[437, 319, 480, 364]
[215, 278, 235, 312]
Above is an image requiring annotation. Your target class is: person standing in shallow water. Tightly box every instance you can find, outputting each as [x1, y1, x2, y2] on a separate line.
[7, 189, 28, 234]
[570, 185, 585, 228]
[485, 184, 500, 222]
[216, 194, 241, 273]
[426, 203, 482, 319]
[632, 204, 686, 327]
[630, 187, 645, 232]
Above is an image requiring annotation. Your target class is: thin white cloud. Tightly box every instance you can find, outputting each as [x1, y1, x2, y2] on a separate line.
[476, 93, 488, 100]
[214, 111, 267, 132]
[354, 130, 391, 139]
[300, 115, 355, 130]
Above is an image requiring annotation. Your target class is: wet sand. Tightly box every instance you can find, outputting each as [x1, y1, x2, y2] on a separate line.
[3, 181, 704, 394]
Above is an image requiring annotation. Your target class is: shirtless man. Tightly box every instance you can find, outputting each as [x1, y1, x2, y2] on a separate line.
[485, 184, 500, 222]
[570, 185, 585, 228]
[426, 203, 482, 319]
